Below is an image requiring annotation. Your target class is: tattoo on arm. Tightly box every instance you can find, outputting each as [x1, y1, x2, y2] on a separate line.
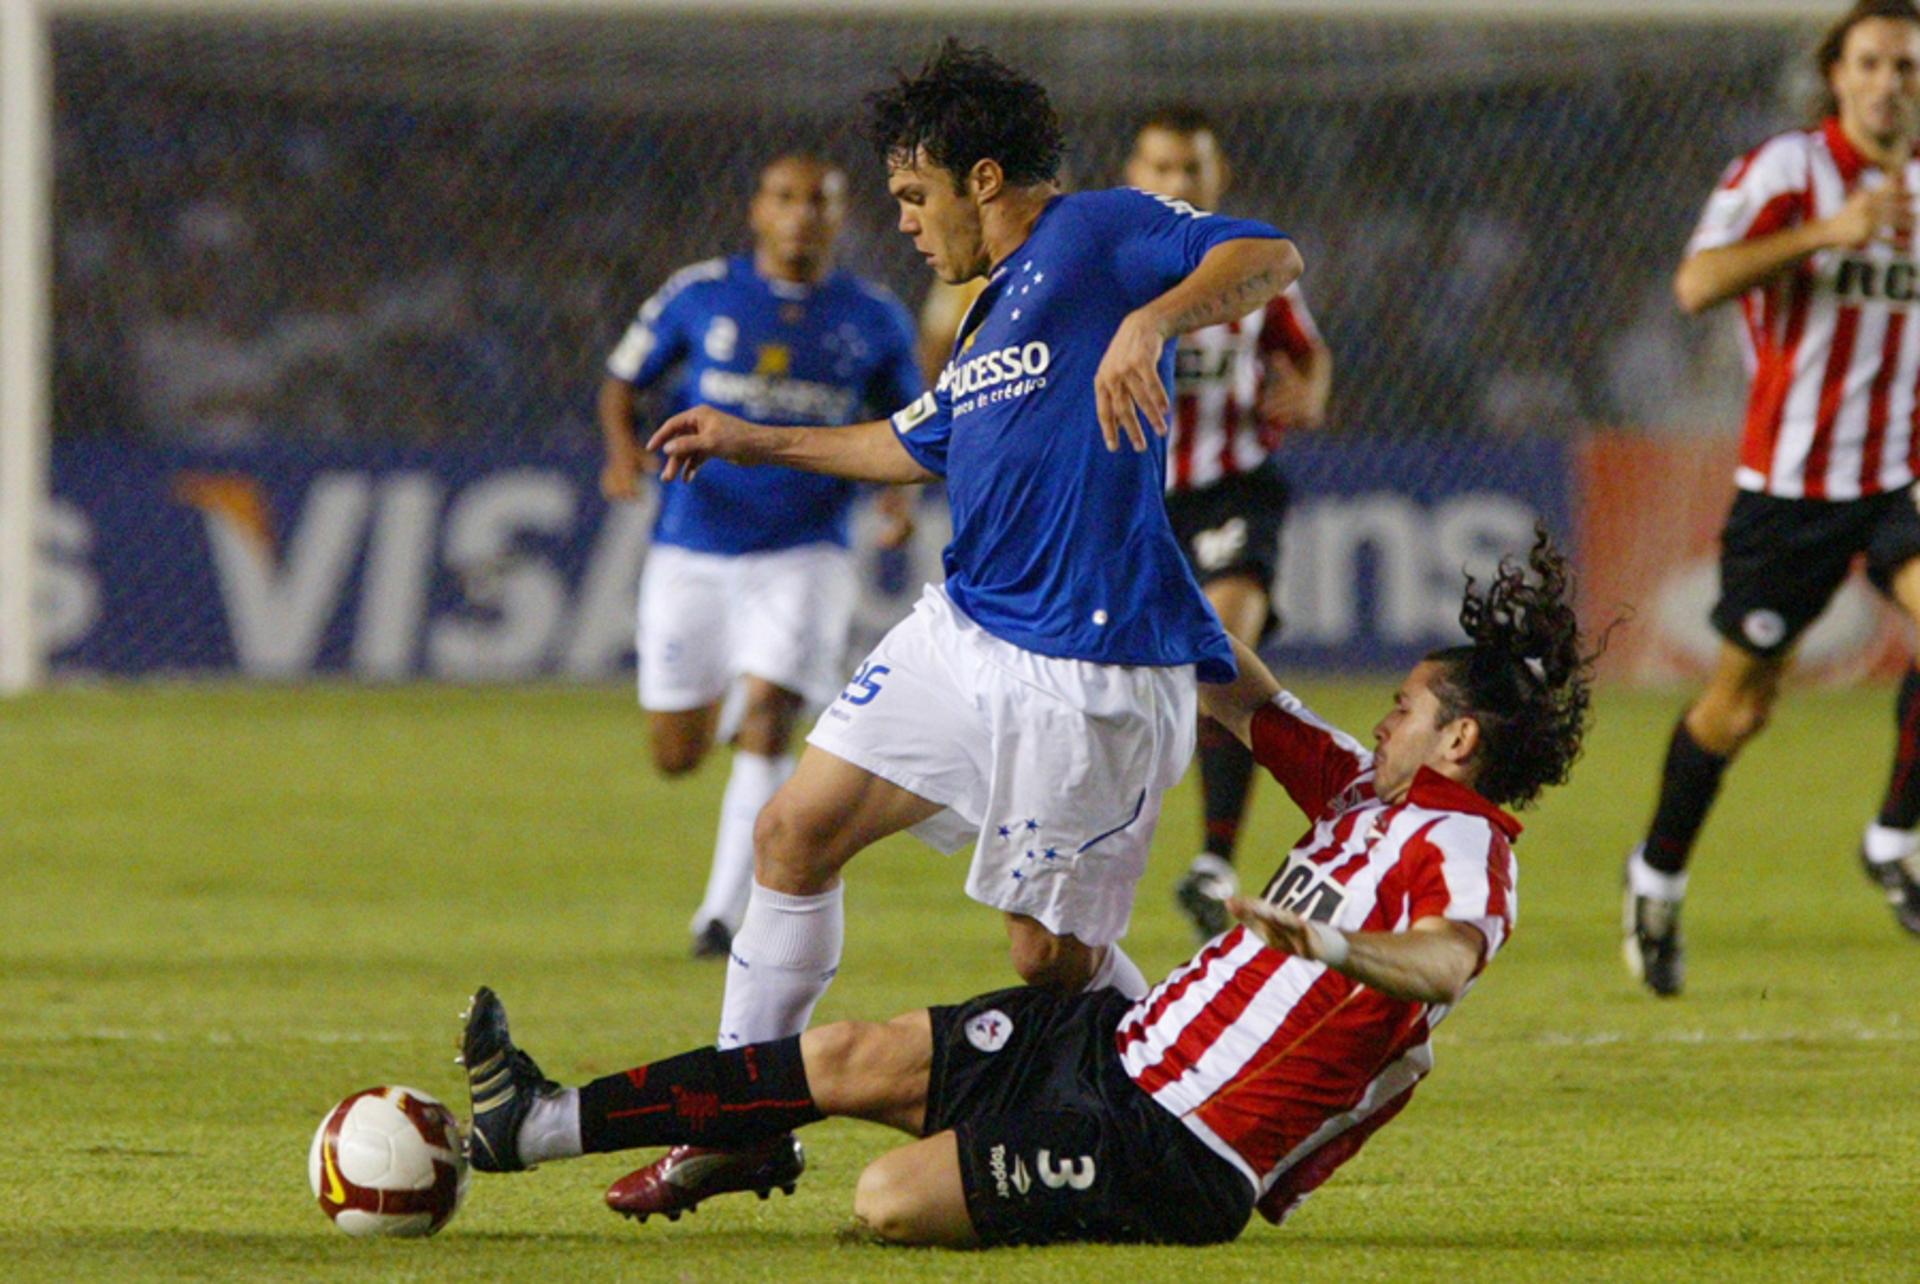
[1161, 267, 1278, 335]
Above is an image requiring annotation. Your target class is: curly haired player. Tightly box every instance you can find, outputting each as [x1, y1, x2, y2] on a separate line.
[459, 529, 1598, 1247]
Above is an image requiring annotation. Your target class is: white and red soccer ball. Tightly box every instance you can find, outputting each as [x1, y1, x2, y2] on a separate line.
[308, 1085, 468, 1237]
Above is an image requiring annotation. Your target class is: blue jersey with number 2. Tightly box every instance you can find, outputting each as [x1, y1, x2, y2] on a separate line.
[889, 189, 1288, 682]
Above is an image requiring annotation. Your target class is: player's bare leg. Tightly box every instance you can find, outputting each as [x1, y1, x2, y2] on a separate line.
[687, 677, 804, 957]
[1861, 558, 1920, 934]
[801, 1011, 934, 1132]
[1625, 641, 1789, 995]
[648, 703, 720, 777]
[1003, 912, 1146, 996]
[463, 989, 951, 1229]
[852, 1133, 977, 1247]
[607, 749, 942, 1221]
[1176, 571, 1271, 941]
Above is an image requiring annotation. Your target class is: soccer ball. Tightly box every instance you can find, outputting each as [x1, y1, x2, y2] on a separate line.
[308, 1085, 468, 1237]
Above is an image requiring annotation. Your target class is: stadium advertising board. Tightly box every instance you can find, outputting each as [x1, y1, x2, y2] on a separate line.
[1267, 437, 1572, 673]
[1578, 436, 1910, 684]
[42, 438, 1569, 680]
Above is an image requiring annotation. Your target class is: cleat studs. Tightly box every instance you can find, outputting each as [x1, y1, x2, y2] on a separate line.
[781, 1184, 796, 1195]
[666, 1211, 681, 1222]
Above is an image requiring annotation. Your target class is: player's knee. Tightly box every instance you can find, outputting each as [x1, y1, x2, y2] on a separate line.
[852, 1158, 928, 1245]
[650, 736, 707, 777]
[1694, 686, 1777, 752]
[752, 791, 836, 888]
[1008, 929, 1093, 992]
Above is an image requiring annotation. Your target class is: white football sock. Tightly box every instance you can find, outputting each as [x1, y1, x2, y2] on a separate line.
[515, 1087, 582, 1164]
[1086, 942, 1149, 999]
[691, 752, 795, 934]
[1864, 822, 1918, 865]
[716, 881, 844, 1049]
[1627, 846, 1688, 902]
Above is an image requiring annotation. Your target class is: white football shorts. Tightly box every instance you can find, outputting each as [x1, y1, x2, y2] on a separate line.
[807, 583, 1197, 947]
[636, 541, 856, 712]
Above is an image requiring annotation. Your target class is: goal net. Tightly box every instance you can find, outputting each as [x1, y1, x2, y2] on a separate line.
[24, 3, 1890, 683]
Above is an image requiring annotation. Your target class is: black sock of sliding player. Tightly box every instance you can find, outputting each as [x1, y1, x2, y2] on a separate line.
[577, 1037, 823, 1155]
[1198, 717, 1257, 862]
[1876, 666, 1920, 830]
[1640, 717, 1729, 877]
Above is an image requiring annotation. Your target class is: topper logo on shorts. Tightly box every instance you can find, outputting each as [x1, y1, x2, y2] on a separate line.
[964, 1009, 1013, 1053]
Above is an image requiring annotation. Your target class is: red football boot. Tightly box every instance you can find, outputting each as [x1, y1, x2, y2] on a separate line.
[605, 1135, 804, 1223]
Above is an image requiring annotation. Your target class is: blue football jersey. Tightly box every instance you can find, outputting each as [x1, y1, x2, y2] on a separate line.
[889, 189, 1289, 681]
[608, 254, 922, 554]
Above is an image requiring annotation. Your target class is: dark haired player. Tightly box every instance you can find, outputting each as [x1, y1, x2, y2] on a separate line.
[583, 42, 1301, 1218]
[1124, 105, 1335, 941]
[599, 154, 922, 958]
[1624, 0, 1920, 997]
[459, 530, 1596, 1247]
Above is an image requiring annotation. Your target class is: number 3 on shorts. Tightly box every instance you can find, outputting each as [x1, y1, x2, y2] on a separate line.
[840, 662, 890, 706]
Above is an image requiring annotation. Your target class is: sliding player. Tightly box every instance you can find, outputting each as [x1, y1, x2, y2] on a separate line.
[1123, 105, 1334, 941]
[460, 530, 1595, 1245]
[599, 154, 921, 958]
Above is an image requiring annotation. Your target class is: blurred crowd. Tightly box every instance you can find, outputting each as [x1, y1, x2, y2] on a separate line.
[51, 17, 1803, 447]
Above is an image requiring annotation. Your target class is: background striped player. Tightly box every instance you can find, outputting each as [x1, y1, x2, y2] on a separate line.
[1120, 105, 1335, 943]
[1623, 0, 1920, 996]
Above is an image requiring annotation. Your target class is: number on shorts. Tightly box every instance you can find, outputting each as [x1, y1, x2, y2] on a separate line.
[840, 662, 890, 706]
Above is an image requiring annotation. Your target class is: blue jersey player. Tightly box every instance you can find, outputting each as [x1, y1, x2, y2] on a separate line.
[595, 44, 1301, 1222]
[597, 154, 922, 960]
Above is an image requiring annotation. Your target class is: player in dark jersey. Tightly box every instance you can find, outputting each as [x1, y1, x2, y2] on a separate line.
[1123, 105, 1335, 942]
[582, 42, 1301, 1221]
[599, 155, 921, 959]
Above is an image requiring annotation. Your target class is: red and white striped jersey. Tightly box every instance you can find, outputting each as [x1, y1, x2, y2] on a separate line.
[1116, 690, 1519, 1226]
[1165, 285, 1322, 494]
[1689, 118, 1920, 500]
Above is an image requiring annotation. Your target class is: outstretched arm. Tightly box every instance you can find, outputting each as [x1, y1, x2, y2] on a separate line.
[1229, 897, 1484, 1005]
[647, 406, 937, 485]
[1198, 634, 1283, 745]
[1096, 237, 1304, 451]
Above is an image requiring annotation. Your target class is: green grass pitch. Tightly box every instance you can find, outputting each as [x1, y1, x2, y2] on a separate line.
[3, 678, 1914, 1281]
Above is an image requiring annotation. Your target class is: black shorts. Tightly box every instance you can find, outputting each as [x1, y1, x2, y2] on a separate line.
[1710, 486, 1920, 657]
[924, 986, 1254, 1248]
[1165, 463, 1290, 633]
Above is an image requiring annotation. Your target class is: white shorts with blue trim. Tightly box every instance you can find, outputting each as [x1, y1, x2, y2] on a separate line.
[806, 584, 1196, 947]
[637, 541, 855, 712]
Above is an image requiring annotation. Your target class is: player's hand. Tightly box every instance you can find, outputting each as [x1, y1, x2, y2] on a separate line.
[871, 487, 916, 551]
[1258, 361, 1326, 431]
[1094, 310, 1172, 452]
[599, 448, 652, 501]
[1228, 895, 1334, 962]
[1825, 178, 1914, 250]
[647, 406, 763, 482]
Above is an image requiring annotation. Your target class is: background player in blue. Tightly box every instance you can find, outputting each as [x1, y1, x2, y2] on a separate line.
[603, 43, 1301, 1221]
[598, 154, 922, 959]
